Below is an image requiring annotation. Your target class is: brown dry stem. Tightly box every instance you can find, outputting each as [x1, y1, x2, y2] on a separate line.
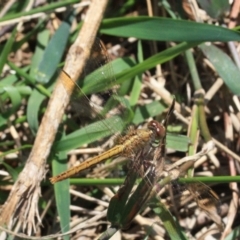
[0, 0, 109, 236]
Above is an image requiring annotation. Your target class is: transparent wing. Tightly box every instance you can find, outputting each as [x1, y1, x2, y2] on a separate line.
[187, 182, 224, 231]
[58, 39, 131, 151]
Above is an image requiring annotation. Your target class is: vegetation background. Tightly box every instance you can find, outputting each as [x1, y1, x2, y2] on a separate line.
[0, 0, 240, 239]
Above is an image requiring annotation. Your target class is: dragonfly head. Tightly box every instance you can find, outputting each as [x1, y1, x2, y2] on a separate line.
[147, 120, 166, 141]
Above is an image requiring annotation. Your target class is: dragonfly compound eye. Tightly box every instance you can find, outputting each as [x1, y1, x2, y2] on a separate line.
[147, 120, 165, 140]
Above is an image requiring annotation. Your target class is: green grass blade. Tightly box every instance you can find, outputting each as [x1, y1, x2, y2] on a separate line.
[101, 17, 240, 42]
[7, 61, 51, 97]
[68, 176, 240, 185]
[2, 162, 18, 182]
[27, 89, 46, 135]
[115, 42, 200, 85]
[132, 100, 166, 124]
[224, 225, 240, 239]
[167, 133, 190, 152]
[151, 196, 187, 240]
[200, 43, 240, 95]
[0, 27, 17, 74]
[179, 176, 240, 184]
[82, 41, 200, 95]
[30, 29, 50, 77]
[69, 178, 124, 186]
[198, 0, 230, 19]
[129, 40, 143, 107]
[51, 152, 70, 240]
[2, 86, 21, 117]
[0, 145, 32, 159]
[36, 11, 73, 83]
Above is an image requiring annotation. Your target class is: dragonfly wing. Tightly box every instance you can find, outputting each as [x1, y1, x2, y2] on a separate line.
[187, 183, 224, 231]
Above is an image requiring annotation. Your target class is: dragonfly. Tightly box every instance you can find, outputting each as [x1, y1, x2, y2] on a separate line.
[49, 70, 168, 183]
[105, 99, 174, 233]
[50, 39, 170, 184]
[50, 40, 223, 236]
[103, 100, 224, 236]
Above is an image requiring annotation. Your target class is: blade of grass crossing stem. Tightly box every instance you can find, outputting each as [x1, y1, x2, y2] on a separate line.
[52, 152, 70, 240]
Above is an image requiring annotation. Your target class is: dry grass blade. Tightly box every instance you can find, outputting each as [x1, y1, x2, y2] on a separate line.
[0, 0, 109, 236]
